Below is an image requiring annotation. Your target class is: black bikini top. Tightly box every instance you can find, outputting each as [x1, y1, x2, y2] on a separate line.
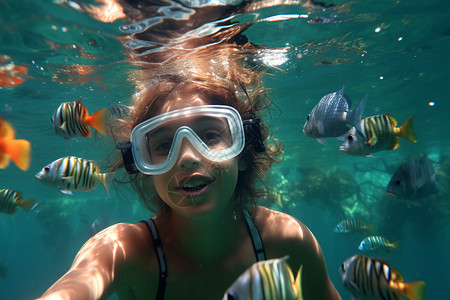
[141, 208, 267, 300]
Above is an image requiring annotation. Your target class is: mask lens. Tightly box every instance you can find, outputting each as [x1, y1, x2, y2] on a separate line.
[145, 115, 233, 165]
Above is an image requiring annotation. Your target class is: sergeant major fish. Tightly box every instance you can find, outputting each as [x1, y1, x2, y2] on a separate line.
[334, 219, 374, 236]
[303, 86, 367, 145]
[339, 254, 425, 300]
[386, 156, 441, 201]
[0, 188, 36, 214]
[0, 118, 31, 171]
[339, 114, 417, 157]
[35, 156, 113, 196]
[358, 236, 399, 252]
[52, 99, 107, 139]
[223, 256, 303, 300]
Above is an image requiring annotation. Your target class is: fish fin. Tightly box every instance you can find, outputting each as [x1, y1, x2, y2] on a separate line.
[398, 116, 418, 143]
[317, 122, 325, 135]
[0, 118, 15, 139]
[367, 135, 378, 146]
[85, 108, 107, 136]
[390, 137, 400, 150]
[397, 281, 426, 300]
[59, 122, 67, 133]
[3, 138, 31, 171]
[295, 265, 303, 300]
[347, 92, 368, 134]
[365, 154, 376, 158]
[17, 198, 36, 211]
[366, 223, 375, 232]
[277, 194, 283, 208]
[62, 176, 73, 183]
[59, 189, 73, 196]
[0, 153, 11, 168]
[95, 172, 115, 197]
[336, 132, 348, 141]
[391, 240, 400, 250]
[317, 138, 328, 145]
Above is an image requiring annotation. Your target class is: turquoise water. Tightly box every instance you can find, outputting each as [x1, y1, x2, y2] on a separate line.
[1, 0, 449, 299]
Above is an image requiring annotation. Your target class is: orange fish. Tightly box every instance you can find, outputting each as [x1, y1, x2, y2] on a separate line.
[0, 119, 31, 171]
[51, 100, 107, 139]
[0, 55, 28, 87]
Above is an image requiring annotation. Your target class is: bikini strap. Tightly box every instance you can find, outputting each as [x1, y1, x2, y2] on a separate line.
[141, 218, 167, 300]
[242, 208, 267, 262]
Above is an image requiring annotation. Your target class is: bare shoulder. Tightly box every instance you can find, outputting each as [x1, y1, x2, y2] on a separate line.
[253, 206, 341, 300]
[253, 206, 317, 249]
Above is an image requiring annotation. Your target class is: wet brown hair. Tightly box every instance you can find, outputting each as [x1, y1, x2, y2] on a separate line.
[110, 45, 283, 215]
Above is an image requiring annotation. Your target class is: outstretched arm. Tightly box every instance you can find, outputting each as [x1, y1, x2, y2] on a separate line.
[36, 223, 136, 300]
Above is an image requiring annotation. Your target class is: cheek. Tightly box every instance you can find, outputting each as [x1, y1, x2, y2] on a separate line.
[152, 175, 169, 198]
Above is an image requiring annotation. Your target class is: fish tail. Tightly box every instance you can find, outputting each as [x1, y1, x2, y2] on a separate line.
[366, 223, 375, 232]
[295, 265, 304, 300]
[85, 108, 107, 136]
[95, 171, 115, 196]
[277, 194, 283, 208]
[398, 281, 426, 300]
[18, 198, 36, 211]
[4, 138, 31, 171]
[347, 92, 368, 134]
[399, 116, 418, 143]
[391, 240, 400, 250]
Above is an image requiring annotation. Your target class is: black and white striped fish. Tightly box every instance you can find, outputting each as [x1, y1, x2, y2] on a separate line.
[51, 99, 106, 139]
[340, 114, 417, 157]
[35, 156, 113, 195]
[339, 255, 425, 300]
[358, 236, 399, 252]
[0, 188, 36, 214]
[334, 219, 374, 236]
[223, 256, 303, 300]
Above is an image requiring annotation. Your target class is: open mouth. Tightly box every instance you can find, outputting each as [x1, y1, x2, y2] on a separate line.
[180, 183, 208, 192]
[176, 178, 214, 198]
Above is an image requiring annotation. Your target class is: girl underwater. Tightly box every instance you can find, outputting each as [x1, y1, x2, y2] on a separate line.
[37, 1, 342, 299]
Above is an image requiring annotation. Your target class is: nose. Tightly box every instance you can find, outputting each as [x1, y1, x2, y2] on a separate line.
[176, 139, 202, 170]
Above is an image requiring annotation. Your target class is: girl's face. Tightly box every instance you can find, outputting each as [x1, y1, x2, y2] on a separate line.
[151, 93, 240, 218]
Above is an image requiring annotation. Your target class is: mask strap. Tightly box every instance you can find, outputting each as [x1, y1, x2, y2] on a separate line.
[116, 141, 140, 174]
[239, 83, 266, 153]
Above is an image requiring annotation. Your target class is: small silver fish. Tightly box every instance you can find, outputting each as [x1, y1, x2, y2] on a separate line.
[223, 256, 303, 300]
[358, 236, 399, 252]
[339, 255, 426, 300]
[35, 156, 113, 195]
[386, 157, 441, 201]
[303, 86, 367, 145]
[0, 188, 36, 214]
[334, 219, 374, 236]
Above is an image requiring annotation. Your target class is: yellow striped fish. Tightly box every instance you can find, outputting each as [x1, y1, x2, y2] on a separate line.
[35, 156, 113, 195]
[51, 100, 107, 139]
[359, 235, 400, 252]
[340, 255, 425, 300]
[0, 189, 36, 214]
[340, 114, 417, 157]
[334, 219, 374, 236]
[223, 256, 303, 300]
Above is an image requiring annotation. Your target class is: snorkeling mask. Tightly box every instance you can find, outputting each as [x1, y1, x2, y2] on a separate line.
[117, 105, 265, 175]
